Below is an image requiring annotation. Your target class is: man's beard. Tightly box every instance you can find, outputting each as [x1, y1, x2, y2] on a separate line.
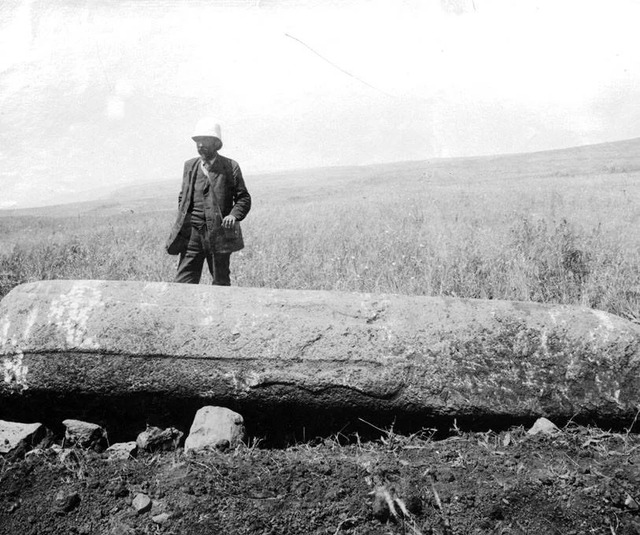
[199, 148, 216, 160]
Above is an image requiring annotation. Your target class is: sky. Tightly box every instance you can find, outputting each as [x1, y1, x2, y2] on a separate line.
[1, 0, 640, 208]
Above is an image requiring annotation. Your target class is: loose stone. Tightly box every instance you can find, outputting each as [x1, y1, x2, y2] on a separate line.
[62, 419, 107, 450]
[184, 406, 245, 453]
[132, 493, 152, 514]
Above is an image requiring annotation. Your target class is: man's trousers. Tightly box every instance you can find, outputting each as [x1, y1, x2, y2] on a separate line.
[174, 225, 231, 285]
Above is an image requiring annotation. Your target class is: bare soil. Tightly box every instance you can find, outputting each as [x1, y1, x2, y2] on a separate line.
[1, 423, 639, 535]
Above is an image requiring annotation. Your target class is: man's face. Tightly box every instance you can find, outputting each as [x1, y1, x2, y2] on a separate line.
[193, 136, 219, 160]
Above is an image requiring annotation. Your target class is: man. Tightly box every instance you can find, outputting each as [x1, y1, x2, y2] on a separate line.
[166, 118, 251, 285]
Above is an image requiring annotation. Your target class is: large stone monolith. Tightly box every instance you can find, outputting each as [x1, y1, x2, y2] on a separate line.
[0, 280, 638, 421]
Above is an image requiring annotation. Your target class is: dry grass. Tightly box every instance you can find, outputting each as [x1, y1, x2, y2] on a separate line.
[1, 152, 639, 320]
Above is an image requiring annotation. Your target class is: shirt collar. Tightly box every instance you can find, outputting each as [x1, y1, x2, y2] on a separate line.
[200, 155, 218, 175]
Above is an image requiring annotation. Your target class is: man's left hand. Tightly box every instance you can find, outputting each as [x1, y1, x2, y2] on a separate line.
[222, 215, 237, 229]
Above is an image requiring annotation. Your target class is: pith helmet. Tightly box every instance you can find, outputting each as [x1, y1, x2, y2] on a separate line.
[191, 118, 223, 147]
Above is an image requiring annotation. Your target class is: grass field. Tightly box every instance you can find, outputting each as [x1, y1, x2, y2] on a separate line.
[1, 139, 639, 322]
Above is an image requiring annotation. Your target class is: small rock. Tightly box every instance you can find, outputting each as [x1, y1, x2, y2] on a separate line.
[532, 468, 554, 485]
[106, 480, 129, 498]
[106, 442, 138, 460]
[54, 489, 80, 514]
[527, 417, 560, 436]
[152, 512, 171, 524]
[371, 487, 390, 521]
[132, 493, 152, 514]
[184, 406, 245, 453]
[626, 493, 640, 510]
[136, 426, 183, 453]
[62, 419, 107, 450]
[0, 420, 47, 458]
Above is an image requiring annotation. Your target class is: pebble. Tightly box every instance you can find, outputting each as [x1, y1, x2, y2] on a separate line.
[62, 419, 106, 449]
[371, 487, 390, 521]
[106, 442, 138, 460]
[132, 493, 152, 514]
[136, 426, 183, 453]
[106, 480, 129, 498]
[527, 417, 560, 436]
[184, 406, 245, 453]
[152, 512, 171, 524]
[54, 490, 80, 514]
[626, 494, 640, 510]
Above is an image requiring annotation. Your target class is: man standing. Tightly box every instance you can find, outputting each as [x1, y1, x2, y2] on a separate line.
[166, 118, 251, 285]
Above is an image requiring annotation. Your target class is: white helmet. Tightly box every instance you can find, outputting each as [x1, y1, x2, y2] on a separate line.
[191, 117, 223, 147]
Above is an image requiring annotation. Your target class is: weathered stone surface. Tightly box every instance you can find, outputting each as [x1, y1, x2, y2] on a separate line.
[106, 441, 138, 460]
[53, 489, 80, 514]
[527, 417, 561, 436]
[0, 419, 45, 455]
[0, 280, 639, 420]
[136, 426, 183, 452]
[63, 419, 106, 448]
[132, 493, 152, 514]
[185, 406, 245, 453]
[152, 512, 171, 524]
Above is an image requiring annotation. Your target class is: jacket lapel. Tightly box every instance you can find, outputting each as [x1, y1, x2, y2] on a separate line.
[181, 159, 200, 212]
[205, 157, 226, 190]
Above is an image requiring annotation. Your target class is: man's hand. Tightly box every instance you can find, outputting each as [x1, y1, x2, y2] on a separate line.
[222, 215, 237, 229]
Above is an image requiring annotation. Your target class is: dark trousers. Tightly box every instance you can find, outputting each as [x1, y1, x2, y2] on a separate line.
[174, 226, 231, 285]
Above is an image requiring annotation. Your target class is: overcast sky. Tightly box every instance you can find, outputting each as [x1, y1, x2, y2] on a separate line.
[1, 0, 640, 208]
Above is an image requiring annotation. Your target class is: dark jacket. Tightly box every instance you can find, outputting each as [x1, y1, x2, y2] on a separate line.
[166, 154, 251, 255]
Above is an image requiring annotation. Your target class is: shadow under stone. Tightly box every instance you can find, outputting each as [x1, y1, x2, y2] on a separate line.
[0, 390, 631, 448]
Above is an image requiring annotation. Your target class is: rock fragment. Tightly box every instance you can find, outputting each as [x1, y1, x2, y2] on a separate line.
[106, 441, 138, 460]
[184, 406, 245, 453]
[136, 426, 183, 452]
[152, 512, 171, 524]
[62, 419, 107, 450]
[105, 480, 129, 498]
[132, 493, 152, 514]
[371, 486, 391, 521]
[626, 494, 640, 510]
[527, 417, 561, 436]
[53, 489, 80, 514]
[0, 419, 47, 458]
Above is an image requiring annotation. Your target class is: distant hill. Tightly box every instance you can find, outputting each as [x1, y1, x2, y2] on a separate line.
[1, 137, 639, 219]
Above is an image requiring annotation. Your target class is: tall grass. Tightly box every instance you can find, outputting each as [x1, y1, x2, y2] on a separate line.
[1, 162, 638, 322]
